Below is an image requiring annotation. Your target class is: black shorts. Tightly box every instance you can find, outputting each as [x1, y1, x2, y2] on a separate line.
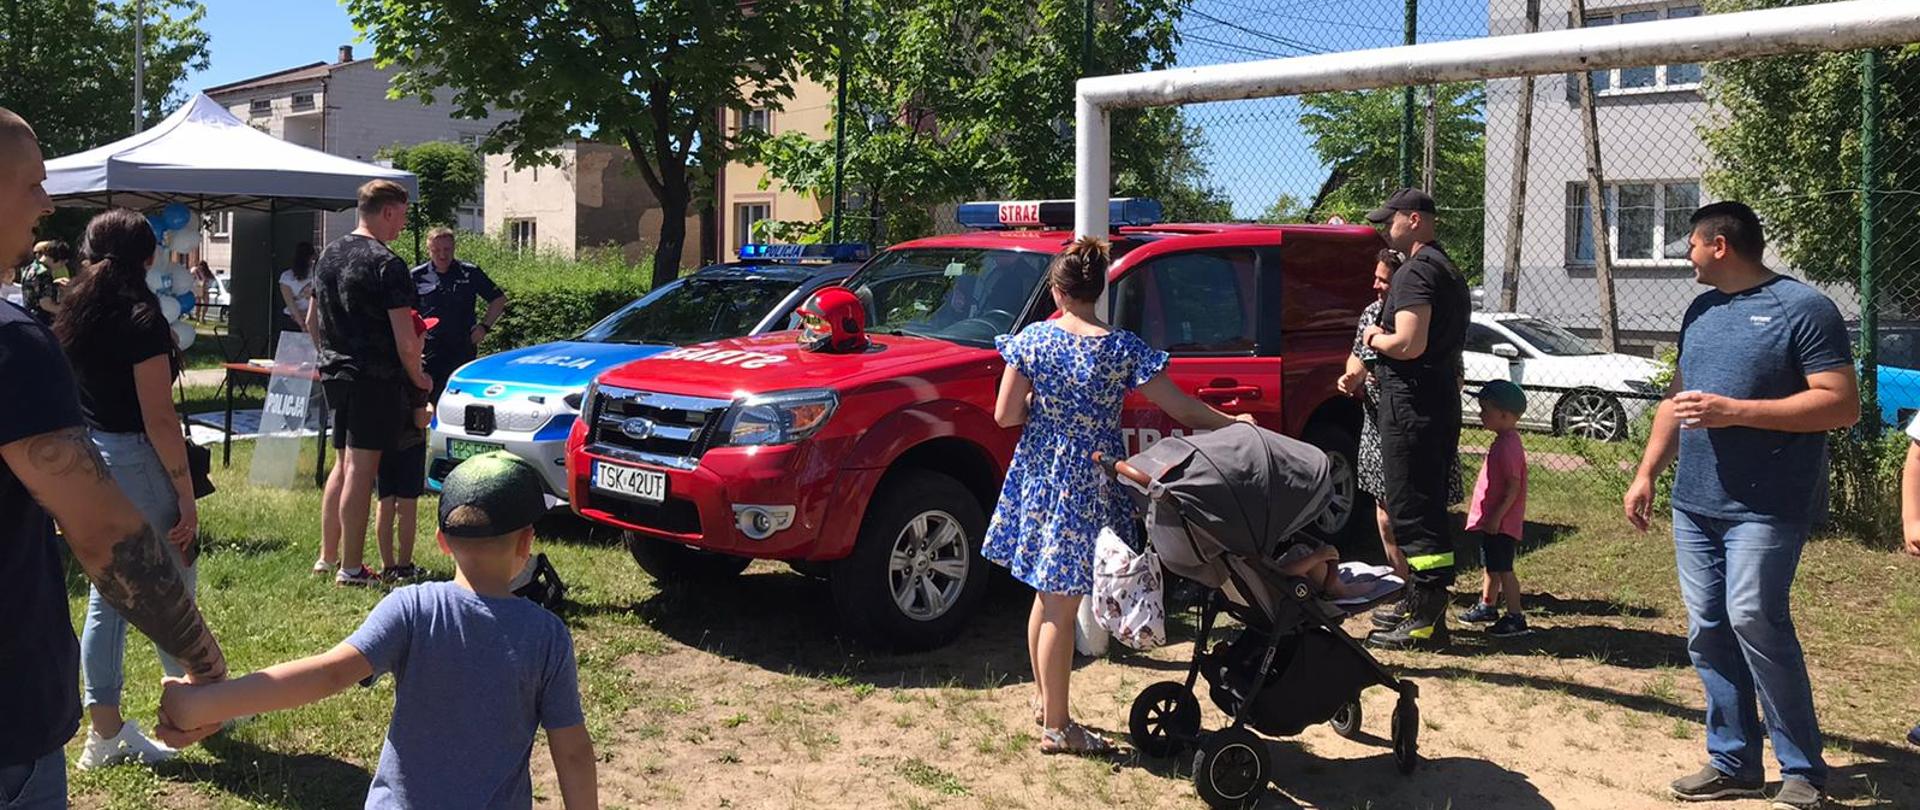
[1476, 531, 1517, 574]
[323, 378, 411, 452]
[377, 435, 427, 499]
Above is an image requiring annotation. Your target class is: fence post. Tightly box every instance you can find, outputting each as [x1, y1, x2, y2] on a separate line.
[1399, 0, 1419, 188]
[1573, 0, 1620, 352]
[1498, 0, 1540, 313]
[1859, 47, 1881, 439]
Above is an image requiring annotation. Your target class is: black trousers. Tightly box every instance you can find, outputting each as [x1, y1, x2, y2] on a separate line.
[1376, 369, 1461, 588]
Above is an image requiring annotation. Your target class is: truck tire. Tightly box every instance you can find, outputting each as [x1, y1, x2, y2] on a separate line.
[625, 531, 752, 585]
[1303, 421, 1360, 546]
[831, 469, 989, 651]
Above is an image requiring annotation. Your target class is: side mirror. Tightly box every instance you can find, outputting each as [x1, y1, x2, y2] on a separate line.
[1492, 343, 1521, 359]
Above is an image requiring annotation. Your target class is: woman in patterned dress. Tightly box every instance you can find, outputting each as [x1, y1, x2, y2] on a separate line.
[1338, 249, 1464, 580]
[986, 237, 1250, 756]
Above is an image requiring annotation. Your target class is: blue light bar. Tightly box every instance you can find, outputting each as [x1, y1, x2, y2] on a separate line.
[737, 243, 872, 262]
[953, 198, 1163, 230]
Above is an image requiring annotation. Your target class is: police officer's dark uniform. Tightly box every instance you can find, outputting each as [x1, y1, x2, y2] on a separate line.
[411, 258, 505, 400]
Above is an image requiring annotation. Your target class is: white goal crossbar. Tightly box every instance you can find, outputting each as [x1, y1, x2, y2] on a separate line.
[1073, 0, 1920, 236]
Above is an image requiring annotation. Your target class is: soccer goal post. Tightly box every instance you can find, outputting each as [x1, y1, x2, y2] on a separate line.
[1072, 0, 1920, 237]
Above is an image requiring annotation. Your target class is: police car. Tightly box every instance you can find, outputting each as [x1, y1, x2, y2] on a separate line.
[427, 244, 868, 497]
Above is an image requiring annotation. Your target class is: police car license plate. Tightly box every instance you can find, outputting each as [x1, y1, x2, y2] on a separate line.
[593, 461, 666, 504]
[448, 439, 504, 462]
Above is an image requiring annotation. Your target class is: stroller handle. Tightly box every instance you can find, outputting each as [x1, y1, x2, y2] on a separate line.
[1092, 451, 1152, 487]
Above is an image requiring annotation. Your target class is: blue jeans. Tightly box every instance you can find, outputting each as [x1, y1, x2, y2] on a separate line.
[0, 748, 66, 809]
[1672, 508, 1826, 787]
[80, 431, 198, 708]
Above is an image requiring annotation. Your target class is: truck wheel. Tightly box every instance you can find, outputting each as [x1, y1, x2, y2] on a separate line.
[831, 470, 988, 651]
[1303, 421, 1359, 545]
[625, 531, 751, 585]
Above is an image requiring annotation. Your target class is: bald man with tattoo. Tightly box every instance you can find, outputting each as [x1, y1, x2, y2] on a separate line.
[0, 107, 227, 808]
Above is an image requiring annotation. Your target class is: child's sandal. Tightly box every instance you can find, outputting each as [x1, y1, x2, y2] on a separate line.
[1038, 722, 1116, 756]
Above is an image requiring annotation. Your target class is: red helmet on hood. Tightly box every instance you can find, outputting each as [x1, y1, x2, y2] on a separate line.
[796, 286, 869, 353]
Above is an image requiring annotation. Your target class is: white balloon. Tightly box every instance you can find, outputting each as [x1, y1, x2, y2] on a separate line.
[171, 320, 196, 351]
[168, 228, 201, 254]
[158, 294, 182, 323]
[145, 267, 169, 293]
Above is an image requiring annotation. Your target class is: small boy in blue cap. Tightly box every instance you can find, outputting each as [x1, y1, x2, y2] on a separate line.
[1460, 379, 1531, 637]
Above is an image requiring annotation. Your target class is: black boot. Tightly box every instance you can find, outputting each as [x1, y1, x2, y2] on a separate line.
[1370, 590, 1414, 630]
[1368, 585, 1450, 650]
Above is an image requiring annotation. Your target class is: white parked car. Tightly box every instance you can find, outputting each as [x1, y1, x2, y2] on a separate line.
[1463, 312, 1665, 442]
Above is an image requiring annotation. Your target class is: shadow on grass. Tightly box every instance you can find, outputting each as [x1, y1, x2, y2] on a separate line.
[1425, 621, 1691, 669]
[1524, 592, 1662, 619]
[158, 733, 372, 810]
[1400, 664, 1920, 807]
[533, 510, 624, 546]
[1124, 740, 1553, 809]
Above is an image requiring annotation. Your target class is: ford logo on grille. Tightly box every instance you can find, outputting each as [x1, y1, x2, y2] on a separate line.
[619, 417, 657, 441]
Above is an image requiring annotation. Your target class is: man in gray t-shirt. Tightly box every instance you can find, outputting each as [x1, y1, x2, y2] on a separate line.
[1624, 202, 1857, 810]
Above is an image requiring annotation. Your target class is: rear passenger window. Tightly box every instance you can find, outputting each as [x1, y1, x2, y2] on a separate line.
[1113, 250, 1258, 355]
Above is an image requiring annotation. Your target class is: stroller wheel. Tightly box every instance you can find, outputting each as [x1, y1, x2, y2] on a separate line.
[1391, 697, 1420, 774]
[1192, 727, 1271, 809]
[1329, 698, 1364, 740]
[1129, 681, 1201, 759]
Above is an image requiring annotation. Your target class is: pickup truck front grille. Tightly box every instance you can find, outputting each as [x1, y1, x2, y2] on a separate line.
[588, 387, 732, 470]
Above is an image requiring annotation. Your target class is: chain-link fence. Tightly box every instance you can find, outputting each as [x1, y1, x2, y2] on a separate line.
[1163, 0, 1914, 545]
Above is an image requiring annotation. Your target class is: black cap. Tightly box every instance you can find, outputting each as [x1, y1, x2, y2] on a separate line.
[438, 451, 548, 538]
[1365, 188, 1437, 223]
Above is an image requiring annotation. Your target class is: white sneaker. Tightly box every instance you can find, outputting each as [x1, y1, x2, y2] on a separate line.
[76, 720, 178, 769]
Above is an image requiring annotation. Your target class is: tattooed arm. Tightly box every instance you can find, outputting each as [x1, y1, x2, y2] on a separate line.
[134, 354, 198, 556]
[0, 427, 226, 683]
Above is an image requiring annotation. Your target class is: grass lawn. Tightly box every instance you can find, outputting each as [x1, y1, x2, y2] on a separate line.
[62, 431, 1920, 809]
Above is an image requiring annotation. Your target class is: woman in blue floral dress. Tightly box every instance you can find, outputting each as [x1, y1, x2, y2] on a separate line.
[987, 237, 1249, 756]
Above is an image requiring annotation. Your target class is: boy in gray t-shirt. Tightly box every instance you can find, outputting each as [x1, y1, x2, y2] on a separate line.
[163, 453, 596, 809]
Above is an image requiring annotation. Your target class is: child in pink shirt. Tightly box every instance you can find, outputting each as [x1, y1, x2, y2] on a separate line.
[1461, 380, 1530, 637]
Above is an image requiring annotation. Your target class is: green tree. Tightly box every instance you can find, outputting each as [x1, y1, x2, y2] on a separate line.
[343, 0, 830, 287]
[380, 141, 483, 229]
[1701, 1, 1919, 294]
[1298, 84, 1486, 278]
[0, 0, 210, 157]
[745, 0, 1228, 242]
[1258, 193, 1310, 224]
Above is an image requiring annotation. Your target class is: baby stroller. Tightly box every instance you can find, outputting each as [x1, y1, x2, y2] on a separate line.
[1096, 422, 1420, 809]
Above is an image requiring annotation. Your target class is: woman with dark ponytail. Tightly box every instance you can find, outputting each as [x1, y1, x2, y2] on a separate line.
[54, 208, 200, 769]
[985, 236, 1251, 756]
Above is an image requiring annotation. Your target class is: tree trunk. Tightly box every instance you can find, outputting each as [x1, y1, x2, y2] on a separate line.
[652, 187, 689, 291]
[1498, 0, 1539, 313]
[1574, 0, 1619, 352]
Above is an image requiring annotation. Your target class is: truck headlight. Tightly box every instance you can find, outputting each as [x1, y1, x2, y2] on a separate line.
[720, 390, 840, 446]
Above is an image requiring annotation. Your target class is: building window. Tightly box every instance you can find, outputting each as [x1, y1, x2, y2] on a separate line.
[734, 203, 771, 248]
[506, 219, 538, 252]
[248, 99, 272, 117]
[208, 211, 233, 239]
[741, 108, 770, 134]
[1583, 5, 1704, 94]
[291, 93, 316, 112]
[1566, 181, 1701, 266]
[457, 132, 484, 149]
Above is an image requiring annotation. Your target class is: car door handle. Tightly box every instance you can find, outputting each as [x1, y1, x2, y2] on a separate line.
[1197, 385, 1262, 401]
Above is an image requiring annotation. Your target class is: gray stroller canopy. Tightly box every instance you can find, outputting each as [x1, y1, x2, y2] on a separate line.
[1124, 422, 1332, 588]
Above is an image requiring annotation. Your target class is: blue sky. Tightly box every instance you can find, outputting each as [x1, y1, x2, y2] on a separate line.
[184, 0, 1489, 218]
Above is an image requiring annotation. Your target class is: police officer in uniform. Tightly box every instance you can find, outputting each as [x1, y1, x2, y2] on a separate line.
[412, 227, 508, 399]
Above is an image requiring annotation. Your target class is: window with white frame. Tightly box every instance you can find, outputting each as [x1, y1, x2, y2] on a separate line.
[1566, 181, 1701, 265]
[741, 108, 770, 134]
[248, 99, 272, 117]
[734, 203, 771, 248]
[1582, 4, 1704, 93]
[208, 211, 233, 240]
[506, 219, 538, 252]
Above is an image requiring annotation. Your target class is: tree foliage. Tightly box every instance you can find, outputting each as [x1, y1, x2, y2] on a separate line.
[343, 0, 831, 287]
[0, 0, 210, 157]
[1298, 84, 1486, 278]
[379, 141, 483, 229]
[1701, 0, 1920, 297]
[745, 0, 1229, 242]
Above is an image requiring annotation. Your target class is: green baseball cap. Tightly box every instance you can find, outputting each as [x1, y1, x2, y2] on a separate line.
[438, 451, 548, 538]
[1474, 379, 1528, 416]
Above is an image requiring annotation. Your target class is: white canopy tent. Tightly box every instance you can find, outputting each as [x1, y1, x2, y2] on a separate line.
[43, 92, 417, 210]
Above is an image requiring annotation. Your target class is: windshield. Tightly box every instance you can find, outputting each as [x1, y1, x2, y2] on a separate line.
[578, 276, 800, 346]
[841, 248, 1051, 345]
[1503, 318, 1602, 357]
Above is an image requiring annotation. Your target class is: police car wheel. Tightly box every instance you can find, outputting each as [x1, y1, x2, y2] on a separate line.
[831, 469, 988, 652]
[625, 532, 752, 584]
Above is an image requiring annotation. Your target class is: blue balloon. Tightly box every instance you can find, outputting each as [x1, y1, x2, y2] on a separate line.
[177, 291, 196, 316]
[147, 215, 168, 243]
[162, 202, 192, 230]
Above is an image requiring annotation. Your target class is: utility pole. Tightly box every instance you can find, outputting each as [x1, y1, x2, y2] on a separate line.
[830, 0, 850, 244]
[1498, 0, 1539, 313]
[1573, 0, 1618, 352]
[1859, 48, 1882, 439]
[132, 0, 145, 133]
[1397, 0, 1418, 188]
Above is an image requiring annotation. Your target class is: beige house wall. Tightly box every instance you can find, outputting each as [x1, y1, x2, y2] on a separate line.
[720, 75, 833, 253]
[485, 149, 580, 258]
